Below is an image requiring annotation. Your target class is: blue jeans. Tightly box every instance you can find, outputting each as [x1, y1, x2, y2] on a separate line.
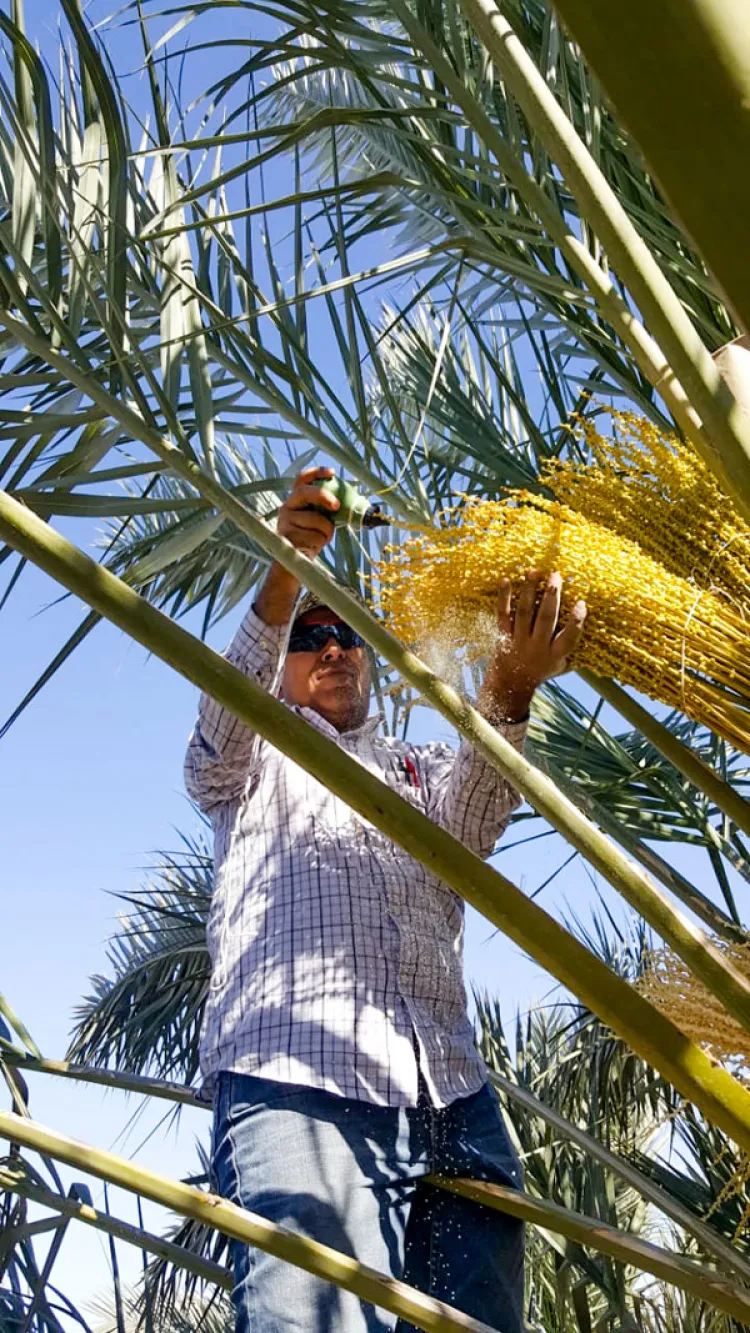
[212, 1073, 525, 1333]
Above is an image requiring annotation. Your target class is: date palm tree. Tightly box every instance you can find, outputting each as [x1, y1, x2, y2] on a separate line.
[4, 0, 750, 1328]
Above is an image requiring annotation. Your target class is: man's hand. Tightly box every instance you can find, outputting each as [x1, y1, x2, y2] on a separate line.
[479, 571, 587, 724]
[277, 465, 340, 557]
[256, 466, 339, 625]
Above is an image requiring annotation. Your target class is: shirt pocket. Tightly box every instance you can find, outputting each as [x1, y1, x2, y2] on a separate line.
[381, 751, 425, 808]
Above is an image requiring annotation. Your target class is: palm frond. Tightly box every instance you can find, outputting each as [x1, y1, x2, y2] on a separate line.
[477, 909, 750, 1330]
[68, 825, 212, 1084]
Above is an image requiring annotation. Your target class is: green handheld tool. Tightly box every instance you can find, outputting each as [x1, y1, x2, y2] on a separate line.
[309, 476, 389, 530]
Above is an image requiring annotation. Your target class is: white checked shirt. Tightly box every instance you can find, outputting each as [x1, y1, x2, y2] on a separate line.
[185, 605, 527, 1107]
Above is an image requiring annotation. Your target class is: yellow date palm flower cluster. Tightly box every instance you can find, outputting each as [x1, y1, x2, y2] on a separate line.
[544, 409, 750, 612]
[374, 414, 750, 751]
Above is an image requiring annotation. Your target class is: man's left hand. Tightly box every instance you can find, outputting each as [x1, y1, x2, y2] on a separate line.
[479, 571, 587, 724]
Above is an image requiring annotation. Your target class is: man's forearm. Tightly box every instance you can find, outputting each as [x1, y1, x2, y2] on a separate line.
[254, 561, 300, 625]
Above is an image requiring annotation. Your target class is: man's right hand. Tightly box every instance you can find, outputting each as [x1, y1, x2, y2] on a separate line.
[277, 465, 340, 556]
[255, 465, 339, 625]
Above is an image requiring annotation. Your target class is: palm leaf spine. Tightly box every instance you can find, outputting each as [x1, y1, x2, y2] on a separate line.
[0, 990, 41, 1056]
[487, 1070, 750, 1285]
[547, 0, 750, 338]
[0, 1110, 503, 1333]
[6, 1051, 747, 1287]
[0, 1162, 231, 1291]
[0, 12, 63, 307]
[4, 491, 750, 1144]
[582, 672, 750, 840]
[530, 751, 742, 941]
[452, 0, 750, 523]
[59, 0, 128, 380]
[438, 1176, 750, 1322]
[0, 1050, 202, 1107]
[2, 1121, 748, 1325]
[1, 312, 749, 1036]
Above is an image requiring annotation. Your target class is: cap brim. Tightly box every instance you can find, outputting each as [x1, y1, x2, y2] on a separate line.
[293, 605, 345, 628]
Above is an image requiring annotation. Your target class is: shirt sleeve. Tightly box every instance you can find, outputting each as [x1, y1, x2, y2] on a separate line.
[416, 721, 528, 860]
[184, 605, 292, 814]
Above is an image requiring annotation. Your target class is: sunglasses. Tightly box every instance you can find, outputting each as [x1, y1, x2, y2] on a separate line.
[288, 622, 365, 654]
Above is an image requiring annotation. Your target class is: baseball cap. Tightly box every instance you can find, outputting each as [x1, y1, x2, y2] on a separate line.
[292, 585, 369, 628]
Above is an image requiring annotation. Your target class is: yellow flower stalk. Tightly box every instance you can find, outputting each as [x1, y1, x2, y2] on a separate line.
[375, 415, 750, 751]
[546, 410, 750, 613]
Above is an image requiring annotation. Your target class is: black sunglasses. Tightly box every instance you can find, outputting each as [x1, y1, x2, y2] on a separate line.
[288, 622, 365, 654]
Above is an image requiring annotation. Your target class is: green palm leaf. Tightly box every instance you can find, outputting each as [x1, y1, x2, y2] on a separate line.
[69, 826, 212, 1084]
[477, 912, 750, 1330]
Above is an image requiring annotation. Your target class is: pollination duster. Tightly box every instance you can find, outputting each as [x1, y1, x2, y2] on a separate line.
[309, 475, 389, 530]
[374, 412, 750, 753]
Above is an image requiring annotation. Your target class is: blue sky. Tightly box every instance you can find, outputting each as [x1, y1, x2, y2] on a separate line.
[1, 1, 739, 1325]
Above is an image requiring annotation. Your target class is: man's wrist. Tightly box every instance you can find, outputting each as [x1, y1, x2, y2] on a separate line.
[478, 685, 534, 725]
[254, 562, 301, 626]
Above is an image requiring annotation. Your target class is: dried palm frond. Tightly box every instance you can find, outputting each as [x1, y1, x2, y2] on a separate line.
[639, 941, 750, 1076]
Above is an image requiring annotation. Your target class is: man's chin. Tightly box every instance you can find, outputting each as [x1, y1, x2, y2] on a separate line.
[311, 688, 367, 731]
[313, 679, 358, 702]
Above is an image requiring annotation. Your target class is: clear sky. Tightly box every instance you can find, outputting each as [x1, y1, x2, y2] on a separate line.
[1, 2, 734, 1327]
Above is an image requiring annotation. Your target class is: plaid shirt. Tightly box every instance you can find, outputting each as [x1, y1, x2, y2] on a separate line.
[185, 606, 526, 1107]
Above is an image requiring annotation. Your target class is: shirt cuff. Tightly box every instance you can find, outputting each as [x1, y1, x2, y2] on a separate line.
[494, 718, 528, 751]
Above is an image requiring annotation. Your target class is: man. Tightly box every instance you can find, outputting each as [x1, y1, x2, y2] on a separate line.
[185, 465, 586, 1333]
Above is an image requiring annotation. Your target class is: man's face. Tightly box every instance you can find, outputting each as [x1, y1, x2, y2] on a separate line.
[282, 612, 371, 733]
